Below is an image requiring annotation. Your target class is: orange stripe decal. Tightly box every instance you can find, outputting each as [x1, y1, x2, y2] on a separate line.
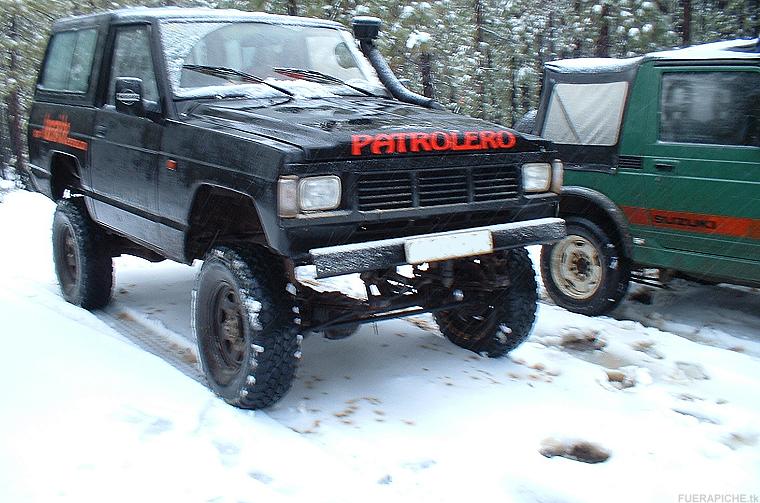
[622, 206, 650, 226]
[621, 206, 760, 240]
[32, 114, 88, 151]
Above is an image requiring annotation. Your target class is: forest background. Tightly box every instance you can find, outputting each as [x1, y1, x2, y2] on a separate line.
[1, 0, 757, 181]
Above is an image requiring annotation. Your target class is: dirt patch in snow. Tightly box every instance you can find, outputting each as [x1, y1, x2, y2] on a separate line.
[539, 437, 611, 464]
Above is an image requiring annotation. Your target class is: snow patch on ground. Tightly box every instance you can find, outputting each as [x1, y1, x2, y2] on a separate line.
[1, 189, 759, 502]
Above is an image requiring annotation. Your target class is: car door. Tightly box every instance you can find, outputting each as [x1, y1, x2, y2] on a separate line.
[89, 24, 163, 245]
[638, 65, 760, 262]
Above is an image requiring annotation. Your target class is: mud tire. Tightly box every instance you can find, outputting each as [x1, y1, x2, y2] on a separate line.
[540, 216, 630, 316]
[193, 246, 299, 409]
[52, 198, 113, 309]
[434, 248, 538, 357]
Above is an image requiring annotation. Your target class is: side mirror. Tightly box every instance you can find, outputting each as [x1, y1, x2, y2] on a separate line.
[115, 77, 145, 116]
[352, 16, 381, 42]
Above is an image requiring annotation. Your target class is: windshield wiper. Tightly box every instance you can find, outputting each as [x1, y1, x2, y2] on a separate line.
[182, 64, 294, 97]
[272, 67, 377, 97]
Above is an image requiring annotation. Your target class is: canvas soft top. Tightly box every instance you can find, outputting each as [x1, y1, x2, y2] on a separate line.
[534, 38, 759, 171]
[547, 38, 759, 76]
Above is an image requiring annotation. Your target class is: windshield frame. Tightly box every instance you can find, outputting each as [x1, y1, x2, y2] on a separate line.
[157, 19, 386, 101]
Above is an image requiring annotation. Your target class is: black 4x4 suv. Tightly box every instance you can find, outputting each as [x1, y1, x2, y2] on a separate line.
[28, 7, 565, 408]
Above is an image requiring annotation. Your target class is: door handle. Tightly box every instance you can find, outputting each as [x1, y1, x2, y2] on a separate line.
[94, 124, 108, 137]
[655, 163, 675, 172]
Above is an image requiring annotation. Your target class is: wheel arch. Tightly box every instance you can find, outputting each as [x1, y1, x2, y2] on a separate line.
[185, 183, 267, 262]
[48, 151, 82, 200]
[559, 186, 633, 259]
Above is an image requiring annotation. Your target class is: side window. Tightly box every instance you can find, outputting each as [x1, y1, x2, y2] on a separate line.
[541, 81, 629, 146]
[40, 29, 98, 93]
[659, 71, 760, 146]
[108, 26, 160, 109]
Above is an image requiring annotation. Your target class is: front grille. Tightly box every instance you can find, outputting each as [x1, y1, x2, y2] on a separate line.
[472, 166, 520, 201]
[418, 169, 468, 206]
[357, 171, 412, 211]
[357, 165, 519, 211]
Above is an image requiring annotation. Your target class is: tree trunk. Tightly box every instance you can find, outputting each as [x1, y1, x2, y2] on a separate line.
[419, 51, 435, 99]
[510, 55, 517, 126]
[0, 104, 11, 179]
[5, 14, 26, 180]
[594, 3, 610, 57]
[287, 0, 298, 16]
[680, 0, 692, 46]
[547, 9, 555, 63]
[473, 0, 487, 119]
[573, 0, 582, 57]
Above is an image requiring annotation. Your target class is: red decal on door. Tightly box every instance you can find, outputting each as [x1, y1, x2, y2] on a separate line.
[350, 130, 517, 156]
[622, 206, 760, 240]
[32, 114, 88, 151]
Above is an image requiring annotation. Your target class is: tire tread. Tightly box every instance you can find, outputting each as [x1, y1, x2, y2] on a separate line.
[194, 246, 299, 409]
[435, 248, 538, 358]
[52, 198, 113, 310]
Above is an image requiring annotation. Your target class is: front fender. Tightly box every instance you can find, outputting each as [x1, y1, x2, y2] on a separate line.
[560, 186, 633, 258]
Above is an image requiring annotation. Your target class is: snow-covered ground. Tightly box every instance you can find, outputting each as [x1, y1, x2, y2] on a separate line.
[1, 189, 759, 502]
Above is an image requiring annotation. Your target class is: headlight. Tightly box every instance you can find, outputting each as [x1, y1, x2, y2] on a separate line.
[551, 159, 564, 194]
[299, 176, 341, 211]
[278, 175, 342, 217]
[522, 162, 552, 192]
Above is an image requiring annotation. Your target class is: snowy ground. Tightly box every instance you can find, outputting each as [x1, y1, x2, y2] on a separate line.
[1, 189, 759, 503]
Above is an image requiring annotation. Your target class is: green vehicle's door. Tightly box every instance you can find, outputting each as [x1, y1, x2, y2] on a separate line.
[633, 65, 760, 263]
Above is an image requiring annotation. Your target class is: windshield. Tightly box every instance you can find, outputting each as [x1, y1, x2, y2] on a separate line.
[159, 21, 386, 100]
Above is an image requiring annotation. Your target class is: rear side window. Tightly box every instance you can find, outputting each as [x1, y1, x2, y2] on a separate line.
[659, 71, 760, 146]
[39, 29, 98, 93]
[541, 82, 629, 146]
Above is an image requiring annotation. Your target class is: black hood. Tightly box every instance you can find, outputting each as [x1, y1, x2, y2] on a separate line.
[186, 96, 550, 162]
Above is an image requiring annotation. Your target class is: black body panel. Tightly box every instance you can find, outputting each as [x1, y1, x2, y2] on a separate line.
[28, 7, 561, 267]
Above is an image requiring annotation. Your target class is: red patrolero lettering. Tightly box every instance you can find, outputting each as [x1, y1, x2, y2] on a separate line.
[351, 130, 517, 156]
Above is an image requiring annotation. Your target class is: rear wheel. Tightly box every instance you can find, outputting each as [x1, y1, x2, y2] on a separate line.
[52, 198, 113, 309]
[434, 248, 538, 357]
[540, 216, 630, 316]
[193, 246, 299, 409]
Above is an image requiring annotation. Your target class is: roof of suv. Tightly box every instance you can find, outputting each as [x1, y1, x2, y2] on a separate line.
[547, 38, 759, 74]
[53, 6, 345, 31]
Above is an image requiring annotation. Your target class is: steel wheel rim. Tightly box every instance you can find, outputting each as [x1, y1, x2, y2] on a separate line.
[209, 283, 247, 385]
[550, 234, 603, 300]
[449, 301, 497, 339]
[445, 260, 502, 339]
[58, 224, 79, 297]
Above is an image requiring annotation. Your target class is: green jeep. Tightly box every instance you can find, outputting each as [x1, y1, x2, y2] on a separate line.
[523, 39, 759, 315]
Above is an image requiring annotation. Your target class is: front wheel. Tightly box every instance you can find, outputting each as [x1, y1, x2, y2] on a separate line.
[434, 248, 538, 358]
[540, 216, 630, 316]
[193, 246, 299, 409]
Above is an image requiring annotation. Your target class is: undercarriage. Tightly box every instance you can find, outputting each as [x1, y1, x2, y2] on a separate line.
[296, 252, 523, 339]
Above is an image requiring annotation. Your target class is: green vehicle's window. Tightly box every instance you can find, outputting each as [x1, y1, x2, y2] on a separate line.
[659, 71, 760, 147]
[39, 29, 98, 93]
